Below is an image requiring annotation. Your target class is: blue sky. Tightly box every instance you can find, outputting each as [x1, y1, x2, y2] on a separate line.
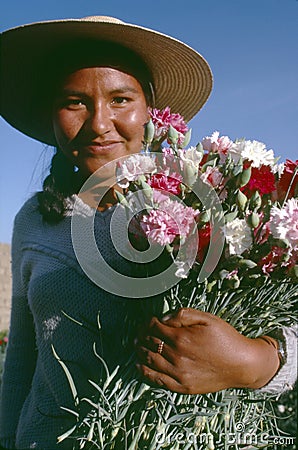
[1, 0, 298, 243]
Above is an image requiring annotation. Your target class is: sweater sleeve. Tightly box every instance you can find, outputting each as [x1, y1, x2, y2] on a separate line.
[0, 212, 38, 448]
[257, 325, 297, 394]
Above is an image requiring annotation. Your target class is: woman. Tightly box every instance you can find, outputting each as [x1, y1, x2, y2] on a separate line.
[0, 16, 296, 449]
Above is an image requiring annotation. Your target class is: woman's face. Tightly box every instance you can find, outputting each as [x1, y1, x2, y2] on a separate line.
[53, 67, 149, 178]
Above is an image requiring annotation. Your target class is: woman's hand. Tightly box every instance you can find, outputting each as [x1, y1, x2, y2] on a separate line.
[135, 308, 280, 394]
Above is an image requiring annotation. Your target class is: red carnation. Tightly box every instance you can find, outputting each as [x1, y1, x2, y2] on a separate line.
[147, 172, 182, 196]
[241, 165, 276, 197]
[259, 246, 288, 275]
[197, 223, 212, 262]
[277, 159, 298, 201]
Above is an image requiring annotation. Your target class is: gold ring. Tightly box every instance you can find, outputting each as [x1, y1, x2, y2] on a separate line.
[157, 340, 164, 355]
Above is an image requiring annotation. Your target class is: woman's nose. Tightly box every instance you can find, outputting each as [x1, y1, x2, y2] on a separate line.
[87, 104, 113, 135]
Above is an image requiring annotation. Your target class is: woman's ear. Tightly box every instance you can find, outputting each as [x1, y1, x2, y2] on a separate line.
[146, 106, 152, 121]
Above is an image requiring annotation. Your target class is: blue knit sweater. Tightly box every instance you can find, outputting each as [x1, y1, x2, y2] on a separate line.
[0, 194, 296, 449]
[0, 195, 156, 449]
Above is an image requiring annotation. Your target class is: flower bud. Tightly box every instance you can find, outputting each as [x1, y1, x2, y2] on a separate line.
[183, 161, 198, 187]
[199, 210, 211, 224]
[196, 142, 204, 154]
[292, 265, 298, 279]
[233, 157, 243, 177]
[180, 129, 192, 148]
[248, 211, 260, 228]
[249, 190, 262, 210]
[140, 180, 153, 200]
[239, 166, 251, 187]
[167, 125, 179, 145]
[207, 435, 215, 450]
[143, 118, 155, 145]
[236, 190, 248, 211]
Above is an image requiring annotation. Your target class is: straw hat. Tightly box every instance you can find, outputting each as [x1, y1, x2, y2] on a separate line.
[0, 16, 213, 145]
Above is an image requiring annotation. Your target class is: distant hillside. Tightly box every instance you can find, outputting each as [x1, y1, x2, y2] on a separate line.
[0, 243, 11, 331]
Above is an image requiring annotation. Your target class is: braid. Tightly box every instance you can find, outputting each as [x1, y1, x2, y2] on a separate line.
[38, 150, 77, 223]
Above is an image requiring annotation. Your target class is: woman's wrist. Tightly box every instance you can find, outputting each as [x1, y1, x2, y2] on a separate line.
[243, 336, 281, 389]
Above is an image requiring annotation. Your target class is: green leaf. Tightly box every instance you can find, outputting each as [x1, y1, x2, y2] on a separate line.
[238, 259, 258, 269]
[57, 424, 77, 443]
[52, 345, 78, 406]
[224, 210, 238, 222]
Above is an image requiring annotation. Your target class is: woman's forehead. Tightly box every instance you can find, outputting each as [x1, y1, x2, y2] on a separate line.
[50, 43, 155, 105]
[57, 66, 146, 93]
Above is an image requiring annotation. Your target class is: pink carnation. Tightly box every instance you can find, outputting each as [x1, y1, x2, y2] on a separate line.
[201, 131, 233, 155]
[269, 198, 298, 249]
[150, 107, 188, 144]
[200, 166, 224, 188]
[140, 199, 198, 246]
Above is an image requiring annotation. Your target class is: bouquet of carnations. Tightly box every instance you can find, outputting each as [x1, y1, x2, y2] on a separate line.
[59, 108, 297, 449]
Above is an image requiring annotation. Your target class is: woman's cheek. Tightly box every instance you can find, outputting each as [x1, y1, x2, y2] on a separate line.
[53, 112, 80, 147]
[123, 109, 148, 139]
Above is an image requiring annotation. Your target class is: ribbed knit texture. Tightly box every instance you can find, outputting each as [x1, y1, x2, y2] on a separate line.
[0, 194, 296, 449]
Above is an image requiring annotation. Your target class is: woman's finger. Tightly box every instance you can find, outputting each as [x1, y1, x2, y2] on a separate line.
[137, 316, 178, 345]
[136, 363, 188, 393]
[161, 308, 214, 328]
[137, 309, 214, 350]
[137, 336, 179, 366]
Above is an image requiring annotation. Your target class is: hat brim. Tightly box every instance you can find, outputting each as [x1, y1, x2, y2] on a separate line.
[1, 17, 213, 145]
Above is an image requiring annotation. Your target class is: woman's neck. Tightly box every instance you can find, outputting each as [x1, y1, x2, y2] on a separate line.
[77, 178, 121, 212]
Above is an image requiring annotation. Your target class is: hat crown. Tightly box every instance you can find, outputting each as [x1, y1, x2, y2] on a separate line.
[81, 15, 124, 24]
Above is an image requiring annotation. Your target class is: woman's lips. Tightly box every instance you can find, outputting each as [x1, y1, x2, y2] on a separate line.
[83, 141, 124, 154]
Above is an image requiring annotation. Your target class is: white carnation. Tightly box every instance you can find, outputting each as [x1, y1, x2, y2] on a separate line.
[178, 146, 203, 167]
[272, 162, 285, 176]
[224, 218, 252, 255]
[178, 146, 203, 187]
[116, 154, 156, 188]
[229, 140, 275, 168]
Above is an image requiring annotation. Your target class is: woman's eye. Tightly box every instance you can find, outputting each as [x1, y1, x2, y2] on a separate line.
[111, 97, 128, 105]
[64, 99, 85, 109]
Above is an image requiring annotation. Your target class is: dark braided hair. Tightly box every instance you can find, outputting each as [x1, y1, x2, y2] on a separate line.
[38, 150, 78, 223]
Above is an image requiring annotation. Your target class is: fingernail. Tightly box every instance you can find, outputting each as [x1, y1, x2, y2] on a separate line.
[162, 313, 173, 322]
